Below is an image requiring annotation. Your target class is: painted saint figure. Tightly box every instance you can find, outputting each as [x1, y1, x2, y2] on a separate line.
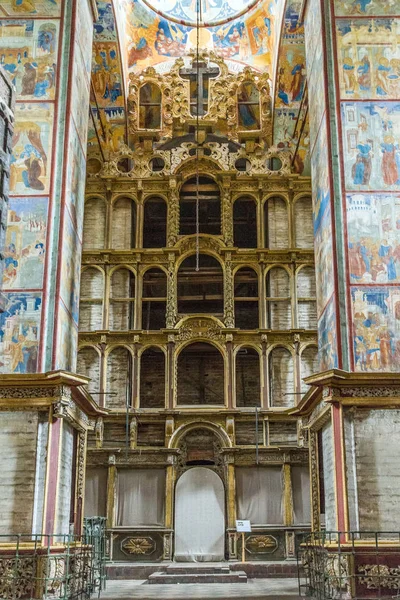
[352, 143, 372, 185]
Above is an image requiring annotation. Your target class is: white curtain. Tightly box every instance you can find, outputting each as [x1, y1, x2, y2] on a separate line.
[292, 465, 311, 524]
[84, 467, 107, 517]
[116, 469, 165, 526]
[175, 467, 225, 562]
[236, 466, 284, 525]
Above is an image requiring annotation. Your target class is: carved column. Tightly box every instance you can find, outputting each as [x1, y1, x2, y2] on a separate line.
[105, 186, 113, 249]
[224, 254, 235, 328]
[167, 180, 179, 247]
[132, 340, 140, 409]
[74, 430, 87, 535]
[137, 186, 144, 249]
[309, 430, 321, 532]
[261, 335, 269, 409]
[106, 455, 117, 528]
[222, 183, 233, 246]
[43, 415, 63, 535]
[225, 454, 238, 560]
[164, 455, 177, 560]
[226, 334, 234, 408]
[166, 336, 176, 409]
[283, 461, 294, 526]
[166, 253, 177, 329]
[130, 416, 137, 449]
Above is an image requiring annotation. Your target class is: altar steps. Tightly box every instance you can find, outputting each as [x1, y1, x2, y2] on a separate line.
[148, 565, 248, 584]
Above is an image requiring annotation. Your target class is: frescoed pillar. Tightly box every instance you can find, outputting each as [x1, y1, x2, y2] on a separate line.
[304, 0, 400, 374]
[0, 0, 96, 375]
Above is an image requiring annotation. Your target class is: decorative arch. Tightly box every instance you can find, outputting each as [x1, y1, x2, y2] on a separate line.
[177, 253, 224, 317]
[109, 267, 136, 331]
[234, 266, 259, 329]
[233, 195, 257, 248]
[142, 267, 167, 330]
[169, 420, 232, 450]
[176, 341, 225, 407]
[139, 345, 166, 408]
[296, 265, 317, 330]
[143, 195, 167, 248]
[76, 346, 101, 398]
[265, 266, 292, 330]
[263, 194, 289, 249]
[139, 82, 162, 130]
[83, 195, 107, 250]
[268, 345, 295, 409]
[235, 345, 261, 407]
[179, 174, 221, 236]
[79, 266, 104, 332]
[105, 345, 132, 410]
[293, 195, 313, 249]
[111, 195, 137, 249]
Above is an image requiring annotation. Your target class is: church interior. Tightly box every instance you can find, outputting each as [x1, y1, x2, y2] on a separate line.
[1, 0, 400, 598]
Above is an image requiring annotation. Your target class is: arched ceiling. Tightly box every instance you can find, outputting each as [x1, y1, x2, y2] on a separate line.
[88, 0, 309, 174]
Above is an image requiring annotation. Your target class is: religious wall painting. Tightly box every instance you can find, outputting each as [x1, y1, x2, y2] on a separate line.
[347, 193, 400, 284]
[75, 0, 95, 79]
[341, 101, 400, 191]
[351, 286, 400, 372]
[92, 42, 124, 109]
[0, 19, 59, 101]
[0, 0, 60, 17]
[283, 0, 304, 36]
[306, 41, 325, 150]
[336, 19, 400, 100]
[3, 196, 47, 290]
[65, 122, 87, 235]
[94, 2, 117, 42]
[55, 302, 78, 371]
[311, 117, 335, 315]
[273, 108, 298, 145]
[304, 0, 323, 69]
[334, 0, 400, 17]
[10, 102, 53, 195]
[246, 5, 274, 64]
[318, 295, 339, 371]
[275, 42, 306, 108]
[71, 48, 91, 149]
[59, 213, 81, 327]
[0, 292, 41, 374]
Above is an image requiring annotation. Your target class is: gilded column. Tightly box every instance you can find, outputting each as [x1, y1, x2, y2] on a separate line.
[226, 334, 234, 408]
[222, 183, 233, 246]
[283, 462, 294, 526]
[224, 254, 235, 328]
[166, 253, 177, 329]
[164, 456, 176, 560]
[309, 430, 321, 532]
[166, 336, 176, 409]
[167, 179, 179, 247]
[74, 430, 87, 534]
[226, 455, 238, 560]
[106, 456, 117, 528]
[261, 335, 269, 409]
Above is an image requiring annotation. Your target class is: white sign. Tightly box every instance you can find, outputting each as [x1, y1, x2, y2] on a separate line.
[236, 519, 251, 532]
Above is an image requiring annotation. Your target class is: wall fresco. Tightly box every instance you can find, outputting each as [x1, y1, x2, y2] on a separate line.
[10, 102, 54, 195]
[55, 302, 78, 372]
[341, 101, 400, 191]
[334, 0, 400, 17]
[347, 193, 400, 284]
[311, 118, 335, 317]
[3, 196, 47, 290]
[352, 287, 400, 372]
[336, 19, 400, 100]
[318, 296, 339, 372]
[59, 213, 81, 326]
[92, 42, 124, 108]
[0, 1, 61, 18]
[0, 19, 59, 100]
[65, 122, 87, 236]
[0, 292, 41, 373]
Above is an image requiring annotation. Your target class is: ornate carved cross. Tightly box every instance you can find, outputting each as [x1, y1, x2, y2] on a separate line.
[179, 60, 220, 116]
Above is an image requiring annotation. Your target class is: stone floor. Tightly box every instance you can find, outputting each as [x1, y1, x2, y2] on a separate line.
[99, 578, 303, 599]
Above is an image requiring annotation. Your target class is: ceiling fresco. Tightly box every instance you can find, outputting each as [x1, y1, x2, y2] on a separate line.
[117, 0, 284, 76]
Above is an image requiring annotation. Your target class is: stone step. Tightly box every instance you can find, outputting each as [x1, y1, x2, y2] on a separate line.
[147, 570, 248, 585]
[165, 564, 230, 575]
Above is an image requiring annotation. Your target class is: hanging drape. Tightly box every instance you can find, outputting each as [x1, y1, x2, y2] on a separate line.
[84, 467, 107, 517]
[236, 466, 284, 525]
[115, 468, 165, 526]
[292, 465, 311, 524]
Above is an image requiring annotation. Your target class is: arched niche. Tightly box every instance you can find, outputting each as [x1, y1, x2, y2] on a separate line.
[140, 347, 165, 408]
[233, 196, 257, 248]
[139, 82, 161, 129]
[294, 197, 313, 249]
[179, 176, 221, 236]
[297, 266, 317, 329]
[235, 347, 261, 407]
[266, 267, 291, 330]
[79, 267, 103, 331]
[234, 267, 259, 329]
[83, 197, 106, 250]
[109, 268, 135, 331]
[264, 197, 289, 249]
[142, 268, 167, 330]
[300, 346, 319, 395]
[237, 81, 260, 130]
[143, 196, 167, 248]
[269, 347, 294, 408]
[106, 347, 132, 410]
[111, 197, 136, 249]
[177, 254, 223, 317]
[77, 347, 100, 397]
[177, 342, 225, 406]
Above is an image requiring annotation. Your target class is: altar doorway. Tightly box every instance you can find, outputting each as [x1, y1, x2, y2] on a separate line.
[174, 467, 225, 562]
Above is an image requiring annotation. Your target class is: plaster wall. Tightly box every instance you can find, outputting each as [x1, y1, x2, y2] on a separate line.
[322, 421, 336, 531]
[0, 411, 38, 536]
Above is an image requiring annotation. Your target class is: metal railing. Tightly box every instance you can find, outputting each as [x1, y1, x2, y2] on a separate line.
[298, 531, 400, 600]
[0, 518, 107, 600]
